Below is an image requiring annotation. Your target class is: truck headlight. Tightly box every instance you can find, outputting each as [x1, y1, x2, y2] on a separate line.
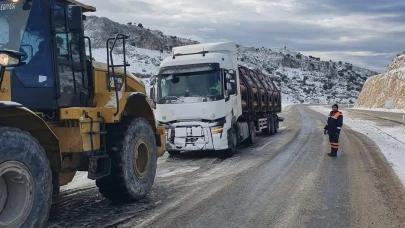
[0, 53, 20, 67]
[211, 126, 224, 134]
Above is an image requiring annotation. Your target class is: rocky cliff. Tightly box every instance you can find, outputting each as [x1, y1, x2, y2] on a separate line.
[355, 55, 405, 109]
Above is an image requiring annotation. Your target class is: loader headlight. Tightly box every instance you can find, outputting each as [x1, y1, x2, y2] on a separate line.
[0, 52, 20, 67]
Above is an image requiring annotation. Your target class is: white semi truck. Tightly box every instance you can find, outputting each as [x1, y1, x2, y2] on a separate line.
[150, 42, 282, 156]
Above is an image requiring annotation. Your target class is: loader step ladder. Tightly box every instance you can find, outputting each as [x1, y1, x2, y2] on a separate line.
[84, 112, 111, 180]
[106, 33, 131, 116]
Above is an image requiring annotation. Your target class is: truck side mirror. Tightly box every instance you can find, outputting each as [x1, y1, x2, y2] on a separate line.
[150, 87, 156, 100]
[150, 76, 156, 86]
[226, 81, 236, 95]
[67, 6, 83, 31]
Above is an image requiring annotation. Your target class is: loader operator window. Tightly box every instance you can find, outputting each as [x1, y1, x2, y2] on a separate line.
[0, 18, 9, 47]
[0, 0, 53, 87]
[52, 3, 85, 95]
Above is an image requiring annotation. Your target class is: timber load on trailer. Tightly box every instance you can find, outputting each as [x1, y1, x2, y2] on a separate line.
[238, 66, 281, 114]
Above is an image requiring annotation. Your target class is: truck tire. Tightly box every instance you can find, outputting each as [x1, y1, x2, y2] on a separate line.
[262, 115, 271, 136]
[274, 114, 278, 133]
[168, 150, 180, 156]
[0, 127, 52, 228]
[268, 115, 274, 135]
[224, 127, 237, 157]
[96, 117, 157, 202]
[247, 122, 256, 145]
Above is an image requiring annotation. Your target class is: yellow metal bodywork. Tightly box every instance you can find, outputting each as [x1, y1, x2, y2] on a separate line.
[0, 61, 166, 187]
[65, 0, 96, 12]
[0, 71, 11, 101]
[52, 61, 167, 158]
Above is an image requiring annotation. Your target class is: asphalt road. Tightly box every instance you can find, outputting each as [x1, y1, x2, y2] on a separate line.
[48, 105, 405, 228]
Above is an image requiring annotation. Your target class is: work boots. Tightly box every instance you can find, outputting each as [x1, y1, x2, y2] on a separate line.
[327, 148, 337, 157]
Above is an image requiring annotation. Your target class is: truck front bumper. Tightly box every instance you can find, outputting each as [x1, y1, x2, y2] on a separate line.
[165, 126, 228, 151]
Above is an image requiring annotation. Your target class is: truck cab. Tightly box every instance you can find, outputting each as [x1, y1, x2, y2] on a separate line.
[154, 42, 242, 153]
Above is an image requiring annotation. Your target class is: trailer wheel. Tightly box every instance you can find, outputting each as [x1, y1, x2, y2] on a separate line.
[0, 127, 52, 228]
[262, 115, 272, 136]
[268, 115, 274, 135]
[96, 117, 157, 201]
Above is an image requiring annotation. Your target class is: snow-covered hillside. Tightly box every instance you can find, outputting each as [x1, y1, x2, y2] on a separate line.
[237, 46, 377, 104]
[84, 16, 378, 103]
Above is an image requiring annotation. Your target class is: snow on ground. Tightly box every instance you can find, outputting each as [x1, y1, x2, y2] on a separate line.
[350, 107, 405, 114]
[310, 105, 405, 187]
[157, 166, 201, 178]
[281, 93, 300, 105]
[59, 172, 95, 191]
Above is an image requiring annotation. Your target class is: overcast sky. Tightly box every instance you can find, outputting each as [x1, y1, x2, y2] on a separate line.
[80, 0, 405, 73]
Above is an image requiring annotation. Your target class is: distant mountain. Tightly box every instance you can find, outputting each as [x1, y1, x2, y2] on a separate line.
[84, 16, 378, 104]
[237, 46, 378, 104]
[84, 16, 198, 51]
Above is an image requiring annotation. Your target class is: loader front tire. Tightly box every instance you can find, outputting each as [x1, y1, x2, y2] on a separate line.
[0, 127, 52, 228]
[96, 118, 157, 202]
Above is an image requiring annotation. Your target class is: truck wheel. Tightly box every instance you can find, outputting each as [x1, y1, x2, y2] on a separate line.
[247, 122, 256, 145]
[269, 115, 275, 135]
[96, 117, 157, 201]
[224, 127, 237, 157]
[262, 115, 271, 136]
[0, 127, 52, 228]
[168, 150, 180, 156]
[274, 114, 278, 133]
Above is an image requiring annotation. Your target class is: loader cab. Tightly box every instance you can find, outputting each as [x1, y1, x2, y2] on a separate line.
[0, 0, 93, 110]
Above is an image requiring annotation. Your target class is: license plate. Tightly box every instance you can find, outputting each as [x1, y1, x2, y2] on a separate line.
[174, 138, 186, 147]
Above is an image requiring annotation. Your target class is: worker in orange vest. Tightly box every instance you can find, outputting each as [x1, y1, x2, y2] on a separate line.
[324, 104, 343, 157]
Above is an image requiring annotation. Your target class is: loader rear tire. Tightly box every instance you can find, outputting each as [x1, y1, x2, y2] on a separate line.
[0, 127, 52, 228]
[96, 117, 157, 202]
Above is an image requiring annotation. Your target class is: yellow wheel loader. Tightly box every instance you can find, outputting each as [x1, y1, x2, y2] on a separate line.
[0, 0, 166, 227]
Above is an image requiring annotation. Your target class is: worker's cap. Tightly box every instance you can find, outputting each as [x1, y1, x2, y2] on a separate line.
[332, 104, 338, 109]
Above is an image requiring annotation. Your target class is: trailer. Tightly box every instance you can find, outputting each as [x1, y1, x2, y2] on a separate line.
[151, 42, 282, 156]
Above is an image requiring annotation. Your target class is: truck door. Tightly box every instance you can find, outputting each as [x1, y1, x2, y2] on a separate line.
[51, 2, 88, 108]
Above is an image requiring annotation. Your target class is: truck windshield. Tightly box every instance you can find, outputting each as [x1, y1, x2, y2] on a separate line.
[158, 70, 223, 103]
[0, 0, 53, 87]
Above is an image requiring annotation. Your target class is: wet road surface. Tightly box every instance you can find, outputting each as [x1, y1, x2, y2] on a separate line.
[47, 105, 405, 228]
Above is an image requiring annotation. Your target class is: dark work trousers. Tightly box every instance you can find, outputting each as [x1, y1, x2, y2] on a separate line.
[328, 132, 340, 154]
